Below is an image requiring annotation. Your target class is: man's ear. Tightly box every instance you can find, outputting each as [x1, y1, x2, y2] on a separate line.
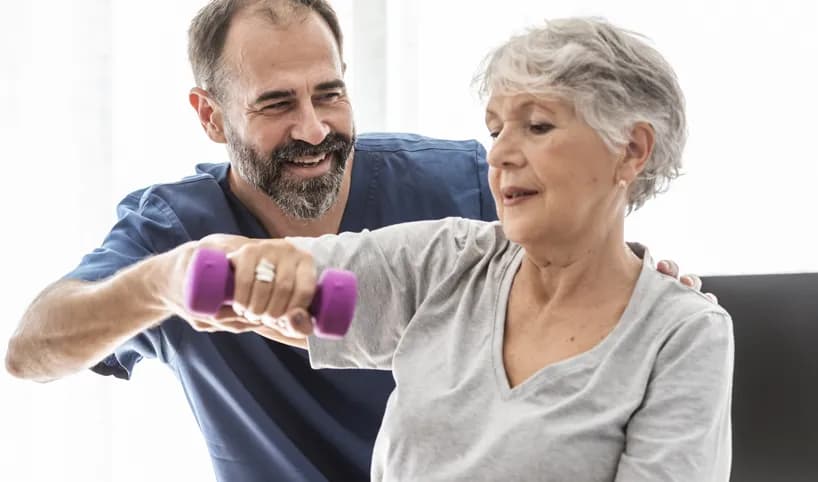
[189, 87, 227, 144]
[617, 122, 655, 184]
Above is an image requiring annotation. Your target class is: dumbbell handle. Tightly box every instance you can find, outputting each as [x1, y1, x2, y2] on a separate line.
[183, 248, 356, 339]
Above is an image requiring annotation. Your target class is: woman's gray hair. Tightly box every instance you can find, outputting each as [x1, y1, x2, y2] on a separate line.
[475, 17, 686, 212]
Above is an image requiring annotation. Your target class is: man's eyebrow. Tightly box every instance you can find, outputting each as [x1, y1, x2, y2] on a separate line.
[315, 79, 346, 91]
[252, 80, 346, 105]
[253, 89, 295, 105]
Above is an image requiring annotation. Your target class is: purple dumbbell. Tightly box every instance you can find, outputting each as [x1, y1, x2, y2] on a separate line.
[183, 248, 356, 339]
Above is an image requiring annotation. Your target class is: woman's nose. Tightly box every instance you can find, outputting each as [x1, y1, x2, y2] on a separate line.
[487, 130, 525, 169]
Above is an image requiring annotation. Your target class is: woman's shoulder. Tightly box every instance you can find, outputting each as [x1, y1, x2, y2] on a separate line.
[639, 264, 733, 340]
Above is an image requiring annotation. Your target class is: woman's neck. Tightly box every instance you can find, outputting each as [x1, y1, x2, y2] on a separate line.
[516, 224, 642, 308]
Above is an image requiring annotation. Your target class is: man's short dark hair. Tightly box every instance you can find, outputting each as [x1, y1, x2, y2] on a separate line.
[188, 0, 344, 100]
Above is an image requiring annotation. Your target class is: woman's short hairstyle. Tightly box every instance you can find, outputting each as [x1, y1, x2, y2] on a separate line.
[476, 17, 686, 212]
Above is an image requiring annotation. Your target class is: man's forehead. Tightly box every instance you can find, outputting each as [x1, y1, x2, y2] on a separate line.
[223, 10, 342, 92]
[224, 10, 340, 67]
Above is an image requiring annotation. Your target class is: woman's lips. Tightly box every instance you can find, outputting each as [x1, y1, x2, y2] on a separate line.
[501, 186, 539, 206]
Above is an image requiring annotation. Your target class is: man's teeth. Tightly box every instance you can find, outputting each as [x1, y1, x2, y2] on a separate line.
[289, 155, 324, 165]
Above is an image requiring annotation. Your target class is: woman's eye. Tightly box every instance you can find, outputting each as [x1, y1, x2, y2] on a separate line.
[529, 123, 554, 134]
[488, 131, 500, 139]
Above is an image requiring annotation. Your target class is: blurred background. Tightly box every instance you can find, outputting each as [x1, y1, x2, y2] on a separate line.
[0, 1, 815, 481]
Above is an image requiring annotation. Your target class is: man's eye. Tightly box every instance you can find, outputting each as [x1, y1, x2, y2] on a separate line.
[262, 101, 291, 111]
[529, 123, 554, 134]
[319, 92, 341, 102]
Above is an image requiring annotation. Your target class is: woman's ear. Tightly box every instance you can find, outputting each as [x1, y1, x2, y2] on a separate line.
[618, 122, 655, 183]
[189, 87, 227, 144]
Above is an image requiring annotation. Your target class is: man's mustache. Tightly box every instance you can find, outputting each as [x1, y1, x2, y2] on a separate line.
[271, 133, 353, 162]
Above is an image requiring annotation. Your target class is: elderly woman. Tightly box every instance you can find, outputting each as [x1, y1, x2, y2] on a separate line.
[198, 18, 733, 482]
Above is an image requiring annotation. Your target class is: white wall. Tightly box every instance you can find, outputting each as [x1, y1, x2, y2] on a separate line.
[1, 1, 815, 481]
[369, 0, 818, 276]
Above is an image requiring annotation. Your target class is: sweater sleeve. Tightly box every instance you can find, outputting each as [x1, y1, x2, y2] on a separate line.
[295, 217, 482, 370]
[615, 311, 734, 482]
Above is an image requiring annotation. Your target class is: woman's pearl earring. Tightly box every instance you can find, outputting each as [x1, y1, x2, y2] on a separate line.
[618, 179, 627, 189]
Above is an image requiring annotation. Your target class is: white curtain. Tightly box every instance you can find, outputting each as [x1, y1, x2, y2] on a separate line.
[1, 1, 816, 481]
[1, 1, 114, 481]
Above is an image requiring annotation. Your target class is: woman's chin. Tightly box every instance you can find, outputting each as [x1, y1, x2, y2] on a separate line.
[501, 219, 538, 245]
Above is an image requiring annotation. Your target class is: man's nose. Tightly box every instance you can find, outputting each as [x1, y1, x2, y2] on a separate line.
[290, 103, 331, 145]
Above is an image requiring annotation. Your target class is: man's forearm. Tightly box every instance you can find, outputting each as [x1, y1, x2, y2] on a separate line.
[5, 254, 173, 382]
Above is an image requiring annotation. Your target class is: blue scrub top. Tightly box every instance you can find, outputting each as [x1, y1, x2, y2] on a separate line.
[66, 133, 497, 481]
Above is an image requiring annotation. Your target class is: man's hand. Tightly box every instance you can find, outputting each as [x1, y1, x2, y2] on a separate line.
[157, 234, 263, 335]
[656, 259, 718, 304]
[6, 232, 314, 381]
[161, 235, 315, 345]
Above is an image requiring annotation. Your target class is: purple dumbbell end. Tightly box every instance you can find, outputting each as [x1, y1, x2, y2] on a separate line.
[310, 269, 357, 339]
[184, 248, 235, 316]
[183, 248, 356, 339]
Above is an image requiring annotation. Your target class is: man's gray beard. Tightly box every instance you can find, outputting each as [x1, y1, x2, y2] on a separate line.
[226, 130, 353, 220]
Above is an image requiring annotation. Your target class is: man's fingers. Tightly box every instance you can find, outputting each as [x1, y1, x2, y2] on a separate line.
[657, 260, 708, 295]
[227, 250, 257, 315]
[286, 260, 317, 314]
[657, 259, 679, 278]
[188, 316, 259, 334]
[212, 304, 262, 328]
[246, 258, 276, 321]
[263, 259, 298, 320]
[214, 305, 245, 320]
[680, 274, 703, 291]
[285, 308, 314, 337]
[189, 319, 214, 332]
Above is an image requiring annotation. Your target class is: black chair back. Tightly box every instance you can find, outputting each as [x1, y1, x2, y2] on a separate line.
[703, 273, 818, 482]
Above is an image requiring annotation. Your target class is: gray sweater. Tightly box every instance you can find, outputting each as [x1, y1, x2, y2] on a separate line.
[301, 218, 733, 482]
